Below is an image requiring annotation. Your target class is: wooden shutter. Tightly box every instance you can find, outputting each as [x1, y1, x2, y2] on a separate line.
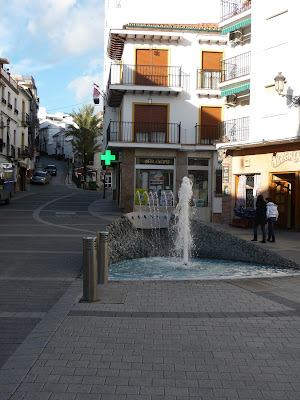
[200, 107, 221, 142]
[136, 49, 168, 86]
[134, 104, 168, 140]
[202, 52, 222, 70]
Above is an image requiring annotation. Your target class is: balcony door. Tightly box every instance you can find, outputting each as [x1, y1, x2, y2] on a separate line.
[134, 104, 168, 143]
[201, 52, 222, 89]
[135, 49, 169, 86]
[199, 106, 222, 144]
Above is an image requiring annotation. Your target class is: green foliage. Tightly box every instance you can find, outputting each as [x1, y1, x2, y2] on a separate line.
[66, 105, 102, 168]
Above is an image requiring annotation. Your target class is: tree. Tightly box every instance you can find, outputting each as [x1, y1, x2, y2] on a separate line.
[66, 105, 102, 183]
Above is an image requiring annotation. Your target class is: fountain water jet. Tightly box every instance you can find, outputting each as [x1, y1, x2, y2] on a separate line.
[174, 176, 193, 265]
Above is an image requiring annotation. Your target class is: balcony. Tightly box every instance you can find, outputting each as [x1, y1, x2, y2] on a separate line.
[21, 112, 30, 127]
[221, 52, 250, 83]
[21, 145, 30, 158]
[197, 69, 221, 90]
[107, 121, 181, 144]
[220, 0, 251, 22]
[107, 64, 183, 107]
[195, 125, 221, 144]
[219, 116, 249, 142]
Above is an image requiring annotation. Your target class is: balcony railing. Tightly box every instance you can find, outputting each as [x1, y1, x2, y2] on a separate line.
[220, 0, 251, 22]
[21, 112, 30, 127]
[107, 121, 181, 144]
[220, 52, 250, 82]
[197, 69, 221, 90]
[219, 116, 249, 142]
[109, 64, 182, 87]
[21, 145, 30, 157]
[195, 125, 221, 144]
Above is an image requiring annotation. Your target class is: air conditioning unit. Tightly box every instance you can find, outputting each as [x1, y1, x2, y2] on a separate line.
[229, 30, 243, 45]
[225, 94, 237, 106]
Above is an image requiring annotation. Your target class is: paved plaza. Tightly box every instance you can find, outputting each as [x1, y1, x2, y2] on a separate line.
[1, 274, 300, 400]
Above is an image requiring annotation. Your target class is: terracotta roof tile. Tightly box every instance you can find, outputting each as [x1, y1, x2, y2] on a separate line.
[123, 22, 220, 32]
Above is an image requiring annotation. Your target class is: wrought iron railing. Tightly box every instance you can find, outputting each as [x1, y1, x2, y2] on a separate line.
[109, 64, 182, 87]
[219, 116, 250, 142]
[107, 121, 181, 144]
[220, 52, 250, 82]
[195, 125, 221, 144]
[197, 69, 221, 90]
[21, 112, 30, 127]
[21, 145, 30, 157]
[220, 0, 251, 22]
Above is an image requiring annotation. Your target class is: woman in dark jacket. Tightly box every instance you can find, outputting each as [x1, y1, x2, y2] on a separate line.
[251, 194, 267, 243]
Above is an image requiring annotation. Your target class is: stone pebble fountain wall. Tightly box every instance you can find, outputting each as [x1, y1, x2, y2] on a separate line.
[106, 216, 300, 269]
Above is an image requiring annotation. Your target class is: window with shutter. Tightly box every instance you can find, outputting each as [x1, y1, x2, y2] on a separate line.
[136, 49, 169, 86]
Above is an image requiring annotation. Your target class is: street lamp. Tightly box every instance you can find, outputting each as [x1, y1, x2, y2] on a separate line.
[274, 72, 300, 106]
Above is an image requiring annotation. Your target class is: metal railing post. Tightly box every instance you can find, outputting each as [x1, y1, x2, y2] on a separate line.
[82, 237, 98, 302]
[97, 231, 109, 285]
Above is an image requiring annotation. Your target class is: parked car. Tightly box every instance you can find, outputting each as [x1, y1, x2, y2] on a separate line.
[30, 171, 51, 185]
[0, 162, 14, 204]
[45, 164, 57, 176]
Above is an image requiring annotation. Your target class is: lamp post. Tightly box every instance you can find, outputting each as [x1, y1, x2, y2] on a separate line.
[274, 72, 300, 106]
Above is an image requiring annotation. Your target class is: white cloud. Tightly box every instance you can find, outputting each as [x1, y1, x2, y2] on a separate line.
[25, 0, 105, 58]
[67, 73, 103, 103]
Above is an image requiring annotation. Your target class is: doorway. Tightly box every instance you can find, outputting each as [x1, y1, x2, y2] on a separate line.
[271, 173, 295, 229]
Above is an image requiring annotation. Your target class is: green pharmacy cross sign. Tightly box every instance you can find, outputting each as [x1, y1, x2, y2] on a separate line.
[101, 150, 116, 165]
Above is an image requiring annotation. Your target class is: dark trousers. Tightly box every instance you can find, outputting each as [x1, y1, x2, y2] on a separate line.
[253, 222, 266, 241]
[267, 217, 276, 240]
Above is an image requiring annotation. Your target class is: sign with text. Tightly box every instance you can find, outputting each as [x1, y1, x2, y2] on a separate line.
[222, 166, 229, 183]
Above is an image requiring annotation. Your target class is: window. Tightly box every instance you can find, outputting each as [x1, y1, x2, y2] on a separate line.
[215, 169, 222, 196]
[135, 157, 175, 206]
[189, 170, 209, 207]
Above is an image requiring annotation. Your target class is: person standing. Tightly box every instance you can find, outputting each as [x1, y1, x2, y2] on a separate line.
[251, 194, 267, 243]
[266, 197, 279, 242]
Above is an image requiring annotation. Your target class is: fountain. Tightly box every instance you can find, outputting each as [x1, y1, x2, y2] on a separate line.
[173, 176, 193, 264]
[106, 177, 300, 280]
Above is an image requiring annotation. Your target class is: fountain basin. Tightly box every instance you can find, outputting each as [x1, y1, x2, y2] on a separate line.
[109, 257, 300, 280]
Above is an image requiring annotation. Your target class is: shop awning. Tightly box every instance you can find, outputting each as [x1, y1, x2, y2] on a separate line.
[222, 18, 251, 35]
[221, 82, 250, 97]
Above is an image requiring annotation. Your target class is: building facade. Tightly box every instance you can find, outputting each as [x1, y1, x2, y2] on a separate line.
[102, 23, 227, 220]
[1, 58, 38, 191]
[217, 0, 300, 230]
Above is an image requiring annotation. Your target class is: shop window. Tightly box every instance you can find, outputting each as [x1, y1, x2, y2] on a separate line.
[135, 169, 174, 205]
[188, 170, 209, 207]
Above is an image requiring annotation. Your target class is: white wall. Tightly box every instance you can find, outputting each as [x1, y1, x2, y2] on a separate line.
[250, 1, 298, 142]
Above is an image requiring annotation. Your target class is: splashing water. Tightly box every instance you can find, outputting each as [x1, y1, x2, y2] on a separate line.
[174, 177, 193, 264]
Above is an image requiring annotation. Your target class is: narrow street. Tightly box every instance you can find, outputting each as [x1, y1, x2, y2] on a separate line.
[0, 157, 122, 368]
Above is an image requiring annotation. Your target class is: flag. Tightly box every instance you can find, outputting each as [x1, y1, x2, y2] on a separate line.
[93, 86, 100, 97]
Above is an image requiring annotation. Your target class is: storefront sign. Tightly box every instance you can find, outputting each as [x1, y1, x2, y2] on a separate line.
[222, 166, 229, 183]
[272, 150, 300, 168]
[136, 158, 174, 165]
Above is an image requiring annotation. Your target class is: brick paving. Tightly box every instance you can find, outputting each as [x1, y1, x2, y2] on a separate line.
[1, 277, 300, 400]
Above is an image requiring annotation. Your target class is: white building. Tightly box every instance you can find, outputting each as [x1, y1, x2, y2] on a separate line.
[217, 0, 300, 230]
[103, 19, 227, 220]
[38, 108, 74, 160]
[1, 59, 39, 191]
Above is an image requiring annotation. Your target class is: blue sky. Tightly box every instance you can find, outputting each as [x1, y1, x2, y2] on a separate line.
[0, 0, 220, 115]
[0, 0, 105, 114]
